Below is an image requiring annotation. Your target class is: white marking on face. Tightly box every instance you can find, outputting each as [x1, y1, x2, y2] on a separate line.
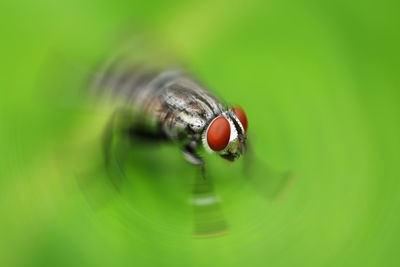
[223, 115, 238, 143]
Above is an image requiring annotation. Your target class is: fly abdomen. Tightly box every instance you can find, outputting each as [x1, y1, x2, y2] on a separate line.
[92, 55, 159, 104]
[92, 56, 226, 142]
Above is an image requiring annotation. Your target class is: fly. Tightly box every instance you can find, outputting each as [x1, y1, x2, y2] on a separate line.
[85, 46, 294, 237]
[90, 48, 249, 237]
[93, 59, 248, 174]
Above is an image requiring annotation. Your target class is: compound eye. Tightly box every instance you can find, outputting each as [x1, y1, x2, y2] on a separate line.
[207, 116, 231, 151]
[232, 107, 248, 131]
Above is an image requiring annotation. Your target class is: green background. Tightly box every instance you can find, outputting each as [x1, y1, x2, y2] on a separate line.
[1, 0, 399, 266]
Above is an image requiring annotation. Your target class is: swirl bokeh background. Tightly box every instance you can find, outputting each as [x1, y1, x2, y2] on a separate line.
[1, 0, 399, 266]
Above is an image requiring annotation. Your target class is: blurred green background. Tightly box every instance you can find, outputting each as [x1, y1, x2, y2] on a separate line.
[1, 0, 400, 266]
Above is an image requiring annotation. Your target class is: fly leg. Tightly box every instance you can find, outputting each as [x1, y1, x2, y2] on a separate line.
[182, 141, 228, 237]
[182, 141, 204, 168]
[191, 171, 228, 237]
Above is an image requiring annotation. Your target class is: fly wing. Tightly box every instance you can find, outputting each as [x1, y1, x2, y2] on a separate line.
[90, 36, 182, 101]
[243, 140, 296, 201]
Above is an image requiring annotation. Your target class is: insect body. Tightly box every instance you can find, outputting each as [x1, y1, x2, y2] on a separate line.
[94, 63, 248, 170]
[86, 49, 293, 237]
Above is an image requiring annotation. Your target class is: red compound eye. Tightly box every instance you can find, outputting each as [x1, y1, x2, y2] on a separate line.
[232, 107, 248, 131]
[207, 117, 231, 151]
